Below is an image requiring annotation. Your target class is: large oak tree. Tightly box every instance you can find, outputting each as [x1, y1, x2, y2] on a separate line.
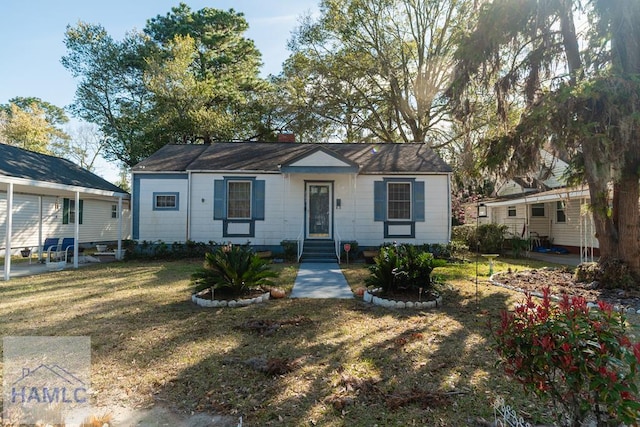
[449, 0, 640, 277]
[280, 0, 476, 145]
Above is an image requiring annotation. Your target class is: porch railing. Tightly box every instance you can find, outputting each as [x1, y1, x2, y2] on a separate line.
[335, 227, 342, 264]
[296, 223, 304, 263]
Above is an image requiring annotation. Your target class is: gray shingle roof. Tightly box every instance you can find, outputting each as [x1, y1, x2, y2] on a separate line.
[132, 142, 452, 174]
[0, 143, 128, 194]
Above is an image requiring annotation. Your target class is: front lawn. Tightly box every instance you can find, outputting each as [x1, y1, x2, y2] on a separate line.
[0, 258, 555, 425]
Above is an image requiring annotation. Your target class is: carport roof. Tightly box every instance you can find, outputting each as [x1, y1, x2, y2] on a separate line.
[0, 143, 128, 195]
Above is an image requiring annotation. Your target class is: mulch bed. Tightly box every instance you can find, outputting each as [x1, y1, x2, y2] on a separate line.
[492, 268, 640, 310]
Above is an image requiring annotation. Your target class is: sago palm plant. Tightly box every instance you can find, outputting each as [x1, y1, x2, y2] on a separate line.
[192, 243, 278, 297]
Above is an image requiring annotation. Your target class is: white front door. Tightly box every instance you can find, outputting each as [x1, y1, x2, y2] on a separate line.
[306, 183, 332, 239]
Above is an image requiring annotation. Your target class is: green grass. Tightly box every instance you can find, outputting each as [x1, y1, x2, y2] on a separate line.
[0, 257, 561, 425]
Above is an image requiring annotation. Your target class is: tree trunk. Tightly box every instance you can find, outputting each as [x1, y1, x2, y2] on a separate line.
[614, 173, 640, 276]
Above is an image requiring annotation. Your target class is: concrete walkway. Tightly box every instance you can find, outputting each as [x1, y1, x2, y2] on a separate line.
[525, 251, 588, 267]
[290, 262, 354, 299]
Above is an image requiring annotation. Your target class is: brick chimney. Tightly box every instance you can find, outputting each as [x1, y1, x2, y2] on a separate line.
[277, 132, 295, 143]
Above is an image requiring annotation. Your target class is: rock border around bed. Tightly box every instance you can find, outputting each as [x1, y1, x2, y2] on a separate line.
[362, 288, 443, 309]
[192, 290, 271, 308]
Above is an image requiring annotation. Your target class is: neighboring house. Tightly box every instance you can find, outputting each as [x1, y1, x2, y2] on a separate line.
[131, 142, 452, 260]
[481, 149, 597, 260]
[0, 143, 131, 279]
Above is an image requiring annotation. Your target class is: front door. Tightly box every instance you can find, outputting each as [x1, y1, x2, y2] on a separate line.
[306, 183, 332, 239]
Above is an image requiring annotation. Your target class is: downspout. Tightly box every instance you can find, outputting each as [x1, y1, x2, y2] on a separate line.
[281, 171, 286, 239]
[4, 182, 14, 281]
[74, 191, 80, 268]
[186, 171, 192, 242]
[352, 173, 357, 240]
[524, 194, 529, 238]
[447, 173, 452, 242]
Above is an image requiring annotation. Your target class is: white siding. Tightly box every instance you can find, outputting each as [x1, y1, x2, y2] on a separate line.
[490, 198, 599, 250]
[0, 193, 131, 256]
[491, 204, 527, 237]
[549, 199, 598, 248]
[153, 172, 452, 248]
[136, 178, 188, 242]
[289, 151, 351, 167]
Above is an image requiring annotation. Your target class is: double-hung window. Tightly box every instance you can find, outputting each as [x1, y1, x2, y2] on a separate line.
[214, 177, 266, 237]
[62, 198, 83, 224]
[227, 181, 252, 219]
[556, 201, 566, 223]
[387, 182, 412, 220]
[531, 203, 545, 217]
[374, 178, 424, 238]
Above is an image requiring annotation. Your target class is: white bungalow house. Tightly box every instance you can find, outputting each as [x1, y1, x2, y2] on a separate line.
[481, 150, 597, 261]
[131, 142, 452, 261]
[0, 143, 131, 280]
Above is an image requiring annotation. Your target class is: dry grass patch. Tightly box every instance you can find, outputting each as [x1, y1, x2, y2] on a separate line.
[0, 258, 561, 425]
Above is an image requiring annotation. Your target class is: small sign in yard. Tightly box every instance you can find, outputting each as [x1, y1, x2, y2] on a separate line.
[344, 243, 351, 264]
[493, 396, 532, 427]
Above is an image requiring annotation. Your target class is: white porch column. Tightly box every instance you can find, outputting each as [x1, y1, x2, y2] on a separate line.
[38, 196, 43, 260]
[73, 191, 80, 268]
[117, 196, 123, 260]
[4, 182, 14, 281]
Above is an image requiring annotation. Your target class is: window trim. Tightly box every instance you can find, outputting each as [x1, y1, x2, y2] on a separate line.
[386, 181, 412, 221]
[507, 206, 516, 217]
[62, 198, 83, 224]
[226, 180, 253, 220]
[153, 192, 179, 211]
[111, 204, 118, 219]
[556, 201, 566, 223]
[531, 203, 545, 217]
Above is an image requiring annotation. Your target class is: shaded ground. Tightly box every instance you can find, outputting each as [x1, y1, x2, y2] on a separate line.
[0, 259, 579, 426]
[492, 267, 640, 310]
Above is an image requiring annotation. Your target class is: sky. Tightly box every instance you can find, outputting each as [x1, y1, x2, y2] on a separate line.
[0, 0, 320, 182]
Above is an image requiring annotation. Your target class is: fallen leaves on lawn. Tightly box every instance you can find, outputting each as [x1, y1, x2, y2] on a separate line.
[240, 316, 312, 336]
[223, 355, 309, 376]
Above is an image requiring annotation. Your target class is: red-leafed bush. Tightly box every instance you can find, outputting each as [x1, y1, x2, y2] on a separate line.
[492, 287, 640, 426]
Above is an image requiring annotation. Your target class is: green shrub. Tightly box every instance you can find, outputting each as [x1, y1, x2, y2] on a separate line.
[574, 262, 600, 283]
[493, 289, 640, 426]
[280, 240, 298, 262]
[451, 224, 475, 246]
[574, 259, 634, 290]
[508, 236, 530, 258]
[472, 223, 507, 253]
[125, 240, 219, 260]
[341, 241, 359, 261]
[366, 244, 446, 294]
[191, 243, 278, 297]
[453, 223, 507, 253]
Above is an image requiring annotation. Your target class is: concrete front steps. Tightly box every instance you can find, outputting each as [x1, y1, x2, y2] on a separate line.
[300, 239, 338, 263]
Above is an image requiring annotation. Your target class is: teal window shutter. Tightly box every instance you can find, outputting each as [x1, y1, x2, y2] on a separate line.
[63, 198, 70, 224]
[213, 179, 225, 219]
[413, 181, 425, 222]
[79, 200, 84, 224]
[374, 181, 386, 221]
[253, 180, 265, 220]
